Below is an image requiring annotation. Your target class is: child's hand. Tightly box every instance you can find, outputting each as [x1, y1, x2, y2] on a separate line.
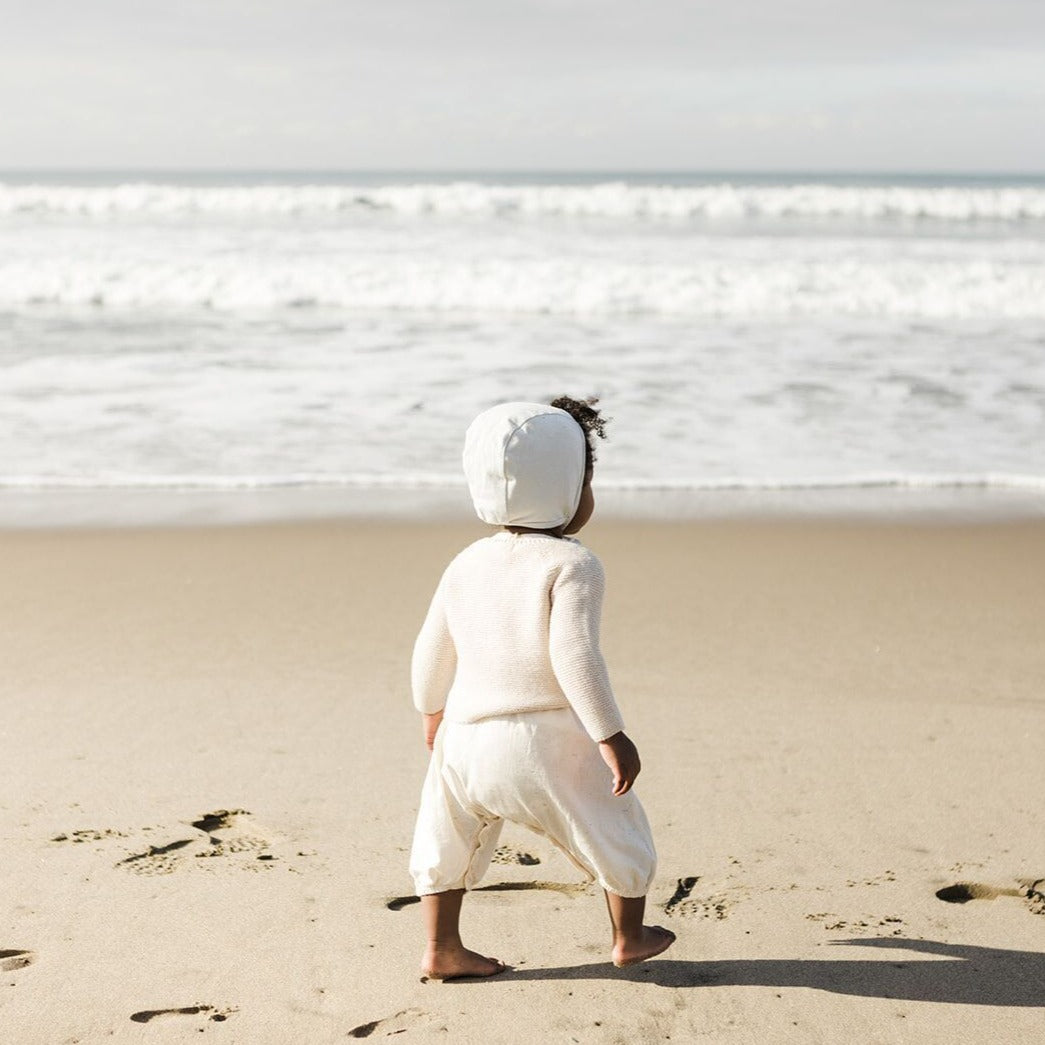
[598, 731, 641, 795]
[423, 711, 444, 751]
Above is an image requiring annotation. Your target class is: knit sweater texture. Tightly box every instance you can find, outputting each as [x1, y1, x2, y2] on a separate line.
[411, 531, 626, 742]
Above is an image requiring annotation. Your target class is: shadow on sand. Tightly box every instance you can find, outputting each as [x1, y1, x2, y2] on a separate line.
[504, 938, 1045, 1007]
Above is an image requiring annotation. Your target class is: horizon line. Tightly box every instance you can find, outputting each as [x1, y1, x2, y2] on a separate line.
[2, 166, 1044, 179]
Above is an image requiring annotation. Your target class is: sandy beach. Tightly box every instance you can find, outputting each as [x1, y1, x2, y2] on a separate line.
[2, 516, 1044, 1043]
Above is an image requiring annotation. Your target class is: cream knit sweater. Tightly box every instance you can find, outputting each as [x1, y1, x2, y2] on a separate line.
[411, 531, 626, 742]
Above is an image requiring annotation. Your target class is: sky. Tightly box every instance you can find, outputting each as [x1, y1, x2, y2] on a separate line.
[1, 0, 1043, 172]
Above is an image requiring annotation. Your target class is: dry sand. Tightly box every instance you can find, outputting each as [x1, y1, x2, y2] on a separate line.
[2, 517, 1043, 1043]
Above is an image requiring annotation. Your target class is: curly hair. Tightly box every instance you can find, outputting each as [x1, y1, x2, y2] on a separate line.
[550, 395, 608, 472]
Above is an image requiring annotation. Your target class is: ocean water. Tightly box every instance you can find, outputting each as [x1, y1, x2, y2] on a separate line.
[1, 170, 1044, 524]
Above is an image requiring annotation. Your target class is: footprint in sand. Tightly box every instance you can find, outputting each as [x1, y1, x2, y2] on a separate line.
[491, 846, 541, 866]
[130, 1004, 236, 1024]
[52, 812, 280, 875]
[347, 1008, 442, 1038]
[937, 877, 1045, 915]
[385, 879, 588, 911]
[662, 876, 736, 920]
[118, 838, 196, 875]
[1019, 878, 1045, 914]
[117, 809, 281, 875]
[1, 949, 35, 973]
[668, 895, 733, 920]
[662, 876, 699, 914]
[190, 809, 275, 856]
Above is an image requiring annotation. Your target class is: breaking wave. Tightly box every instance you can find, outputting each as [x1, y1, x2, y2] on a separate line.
[3, 181, 1045, 223]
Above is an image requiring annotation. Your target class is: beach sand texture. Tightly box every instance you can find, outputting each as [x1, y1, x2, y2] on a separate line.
[2, 519, 1043, 1043]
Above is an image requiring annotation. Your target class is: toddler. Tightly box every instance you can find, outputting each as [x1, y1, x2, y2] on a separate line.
[409, 397, 675, 978]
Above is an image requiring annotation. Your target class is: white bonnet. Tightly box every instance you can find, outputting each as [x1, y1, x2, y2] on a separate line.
[462, 402, 586, 528]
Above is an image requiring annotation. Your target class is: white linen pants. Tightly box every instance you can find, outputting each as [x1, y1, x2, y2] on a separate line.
[409, 708, 657, 898]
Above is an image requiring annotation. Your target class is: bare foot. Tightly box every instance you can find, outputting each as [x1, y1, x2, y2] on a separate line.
[421, 944, 506, 981]
[612, 925, 676, 968]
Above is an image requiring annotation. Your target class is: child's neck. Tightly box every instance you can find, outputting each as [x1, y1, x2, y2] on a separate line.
[503, 525, 566, 539]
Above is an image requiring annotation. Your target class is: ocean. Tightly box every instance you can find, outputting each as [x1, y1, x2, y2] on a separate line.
[2, 170, 1043, 525]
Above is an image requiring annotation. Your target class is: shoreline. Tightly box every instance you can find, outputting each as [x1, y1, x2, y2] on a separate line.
[2, 482, 1044, 530]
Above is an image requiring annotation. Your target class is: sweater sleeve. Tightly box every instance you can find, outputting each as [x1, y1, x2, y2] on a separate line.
[547, 552, 625, 742]
[411, 571, 457, 714]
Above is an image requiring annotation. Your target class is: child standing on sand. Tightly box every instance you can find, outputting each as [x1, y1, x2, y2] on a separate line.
[408, 397, 675, 978]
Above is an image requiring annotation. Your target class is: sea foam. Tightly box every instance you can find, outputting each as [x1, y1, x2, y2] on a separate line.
[2, 253, 1042, 318]
[3, 174, 1043, 521]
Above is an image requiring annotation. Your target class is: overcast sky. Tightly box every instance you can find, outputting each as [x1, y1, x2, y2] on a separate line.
[2, 0, 1043, 172]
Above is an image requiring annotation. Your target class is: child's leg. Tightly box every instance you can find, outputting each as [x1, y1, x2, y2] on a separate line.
[420, 889, 505, 980]
[603, 891, 676, 968]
